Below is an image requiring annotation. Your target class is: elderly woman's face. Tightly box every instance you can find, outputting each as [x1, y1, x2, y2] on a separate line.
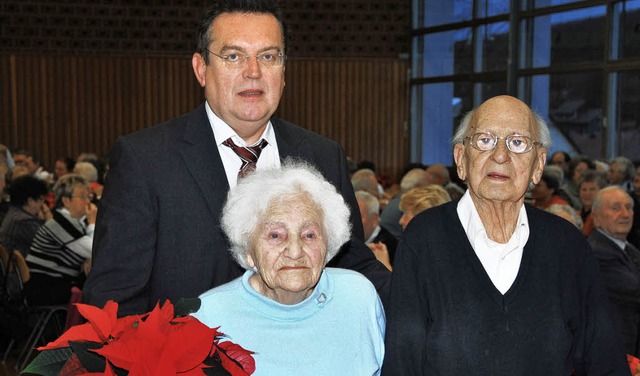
[454, 96, 546, 204]
[247, 194, 328, 305]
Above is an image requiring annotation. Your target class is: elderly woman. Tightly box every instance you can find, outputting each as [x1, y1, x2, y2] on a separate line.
[398, 184, 451, 230]
[24, 174, 97, 306]
[193, 161, 385, 375]
[382, 95, 627, 375]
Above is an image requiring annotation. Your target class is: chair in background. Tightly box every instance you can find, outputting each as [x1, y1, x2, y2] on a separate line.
[8, 250, 68, 371]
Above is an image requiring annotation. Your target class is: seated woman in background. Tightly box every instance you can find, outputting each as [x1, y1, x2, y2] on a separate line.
[398, 184, 451, 230]
[0, 175, 51, 256]
[25, 174, 97, 306]
[577, 170, 606, 237]
[530, 170, 569, 210]
[192, 160, 385, 375]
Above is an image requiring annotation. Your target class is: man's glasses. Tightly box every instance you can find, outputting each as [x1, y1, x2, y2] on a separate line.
[205, 48, 285, 69]
[464, 132, 540, 154]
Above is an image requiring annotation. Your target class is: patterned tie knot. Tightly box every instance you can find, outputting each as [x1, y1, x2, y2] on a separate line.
[223, 137, 268, 178]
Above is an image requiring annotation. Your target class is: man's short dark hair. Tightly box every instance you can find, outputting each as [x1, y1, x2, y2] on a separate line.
[7, 175, 48, 207]
[196, 0, 289, 64]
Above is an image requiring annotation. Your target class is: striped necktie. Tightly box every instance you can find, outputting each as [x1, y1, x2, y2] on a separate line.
[223, 137, 268, 178]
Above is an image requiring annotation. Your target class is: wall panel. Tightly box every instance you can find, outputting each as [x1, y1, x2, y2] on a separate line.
[0, 54, 409, 181]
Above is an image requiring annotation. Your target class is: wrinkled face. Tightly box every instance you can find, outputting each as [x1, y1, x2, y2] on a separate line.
[579, 181, 600, 210]
[192, 12, 286, 142]
[593, 189, 634, 241]
[399, 209, 415, 230]
[454, 96, 546, 205]
[62, 185, 91, 219]
[247, 194, 327, 305]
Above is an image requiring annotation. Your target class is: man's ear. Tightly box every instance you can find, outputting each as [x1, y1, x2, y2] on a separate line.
[531, 147, 547, 185]
[453, 144, 467, 182]
[192, 52, 207, 88]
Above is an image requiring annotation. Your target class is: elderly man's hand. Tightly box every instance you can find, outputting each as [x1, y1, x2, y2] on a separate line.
[367, 242, 392, 271]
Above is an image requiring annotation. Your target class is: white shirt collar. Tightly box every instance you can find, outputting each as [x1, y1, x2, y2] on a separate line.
[205, 102, 277, 148]
[457, 190, 530, 294]
[596, 228, 627, 251]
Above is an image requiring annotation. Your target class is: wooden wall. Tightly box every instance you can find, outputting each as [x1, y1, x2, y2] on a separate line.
[0, 53, 410, 181]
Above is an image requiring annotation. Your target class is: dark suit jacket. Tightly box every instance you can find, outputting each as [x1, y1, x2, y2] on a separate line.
[372, 225, 398, 265]
[83, 104, 390, 315]
[588, 229, 640, 356]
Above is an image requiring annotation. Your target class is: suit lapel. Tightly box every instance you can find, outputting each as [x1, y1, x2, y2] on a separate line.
[178, 104, 229, 215]
[272, 118, 313, 162]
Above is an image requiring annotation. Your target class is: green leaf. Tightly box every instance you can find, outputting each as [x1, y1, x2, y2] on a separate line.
[20, 347, 73, 375]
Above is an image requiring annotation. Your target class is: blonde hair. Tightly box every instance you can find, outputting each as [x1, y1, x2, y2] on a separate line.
[399, 184, 451, 215]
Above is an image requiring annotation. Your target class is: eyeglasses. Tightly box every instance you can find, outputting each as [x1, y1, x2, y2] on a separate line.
[205, 48, 285, 68]
[464, 132, 540, 154]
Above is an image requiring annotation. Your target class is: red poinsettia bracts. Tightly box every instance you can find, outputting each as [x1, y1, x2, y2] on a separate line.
[29, 300, 255, 376]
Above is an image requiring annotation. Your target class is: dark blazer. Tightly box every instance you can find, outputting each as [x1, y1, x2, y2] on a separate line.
[588, 229, 640, 356]
[83, 104, 390, 315]
[372, 225, 398, 265]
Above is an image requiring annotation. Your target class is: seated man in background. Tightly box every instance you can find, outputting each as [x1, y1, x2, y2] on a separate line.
[356, 191, 397, 271]
[588, 185, 640, 357]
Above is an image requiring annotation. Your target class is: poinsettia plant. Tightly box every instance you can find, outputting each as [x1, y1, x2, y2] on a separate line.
[22, 299, 255, 376]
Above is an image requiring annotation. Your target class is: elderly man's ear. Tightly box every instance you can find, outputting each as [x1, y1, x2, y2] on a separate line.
[453, 144, 467, 182]
[531, 148, 547, 185]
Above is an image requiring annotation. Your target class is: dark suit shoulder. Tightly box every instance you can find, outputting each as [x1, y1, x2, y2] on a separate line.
[271, 117, 341, 150]
[119, 104, 207, 146]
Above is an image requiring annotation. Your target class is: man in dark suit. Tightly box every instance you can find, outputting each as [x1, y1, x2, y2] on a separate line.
[588, 185, 640, 356]
[83, 0, 390, 316]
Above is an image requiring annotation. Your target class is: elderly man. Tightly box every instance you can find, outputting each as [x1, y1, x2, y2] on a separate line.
[382, 95, 627, 375]
[84, 0, 390, 316]
[356, 191, 397, 270]
[588, 186, 640, 357]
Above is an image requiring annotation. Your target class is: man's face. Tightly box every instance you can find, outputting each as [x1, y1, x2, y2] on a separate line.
[454, 96, 546, 205]
[593, 188, 634, 241]
[192, 12, 286, 143]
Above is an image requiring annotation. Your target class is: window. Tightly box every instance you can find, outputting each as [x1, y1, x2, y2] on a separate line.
[411, 0, 640, 165]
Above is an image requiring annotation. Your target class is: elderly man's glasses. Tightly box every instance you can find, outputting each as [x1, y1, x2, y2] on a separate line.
[205, 48, 285, 68]
[464, 132, 540, 154]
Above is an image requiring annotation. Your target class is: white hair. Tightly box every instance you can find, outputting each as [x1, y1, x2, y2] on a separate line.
[221, 159, 352, 270]
[73, 161, 98, 182]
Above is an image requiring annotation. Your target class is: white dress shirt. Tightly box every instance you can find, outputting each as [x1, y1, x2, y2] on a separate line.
[457, 191, 530, 294]
[205, 102, 281, 188]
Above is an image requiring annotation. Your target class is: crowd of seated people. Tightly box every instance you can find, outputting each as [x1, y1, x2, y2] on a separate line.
[0, 145, 106, 357]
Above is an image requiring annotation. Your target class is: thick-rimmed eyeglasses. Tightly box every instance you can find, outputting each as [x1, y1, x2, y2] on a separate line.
[464, 132, 540, 154]
[204, 48, 285, 68]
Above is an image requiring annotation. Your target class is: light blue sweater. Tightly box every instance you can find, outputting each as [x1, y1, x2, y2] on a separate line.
[193, 267, 385, 376]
